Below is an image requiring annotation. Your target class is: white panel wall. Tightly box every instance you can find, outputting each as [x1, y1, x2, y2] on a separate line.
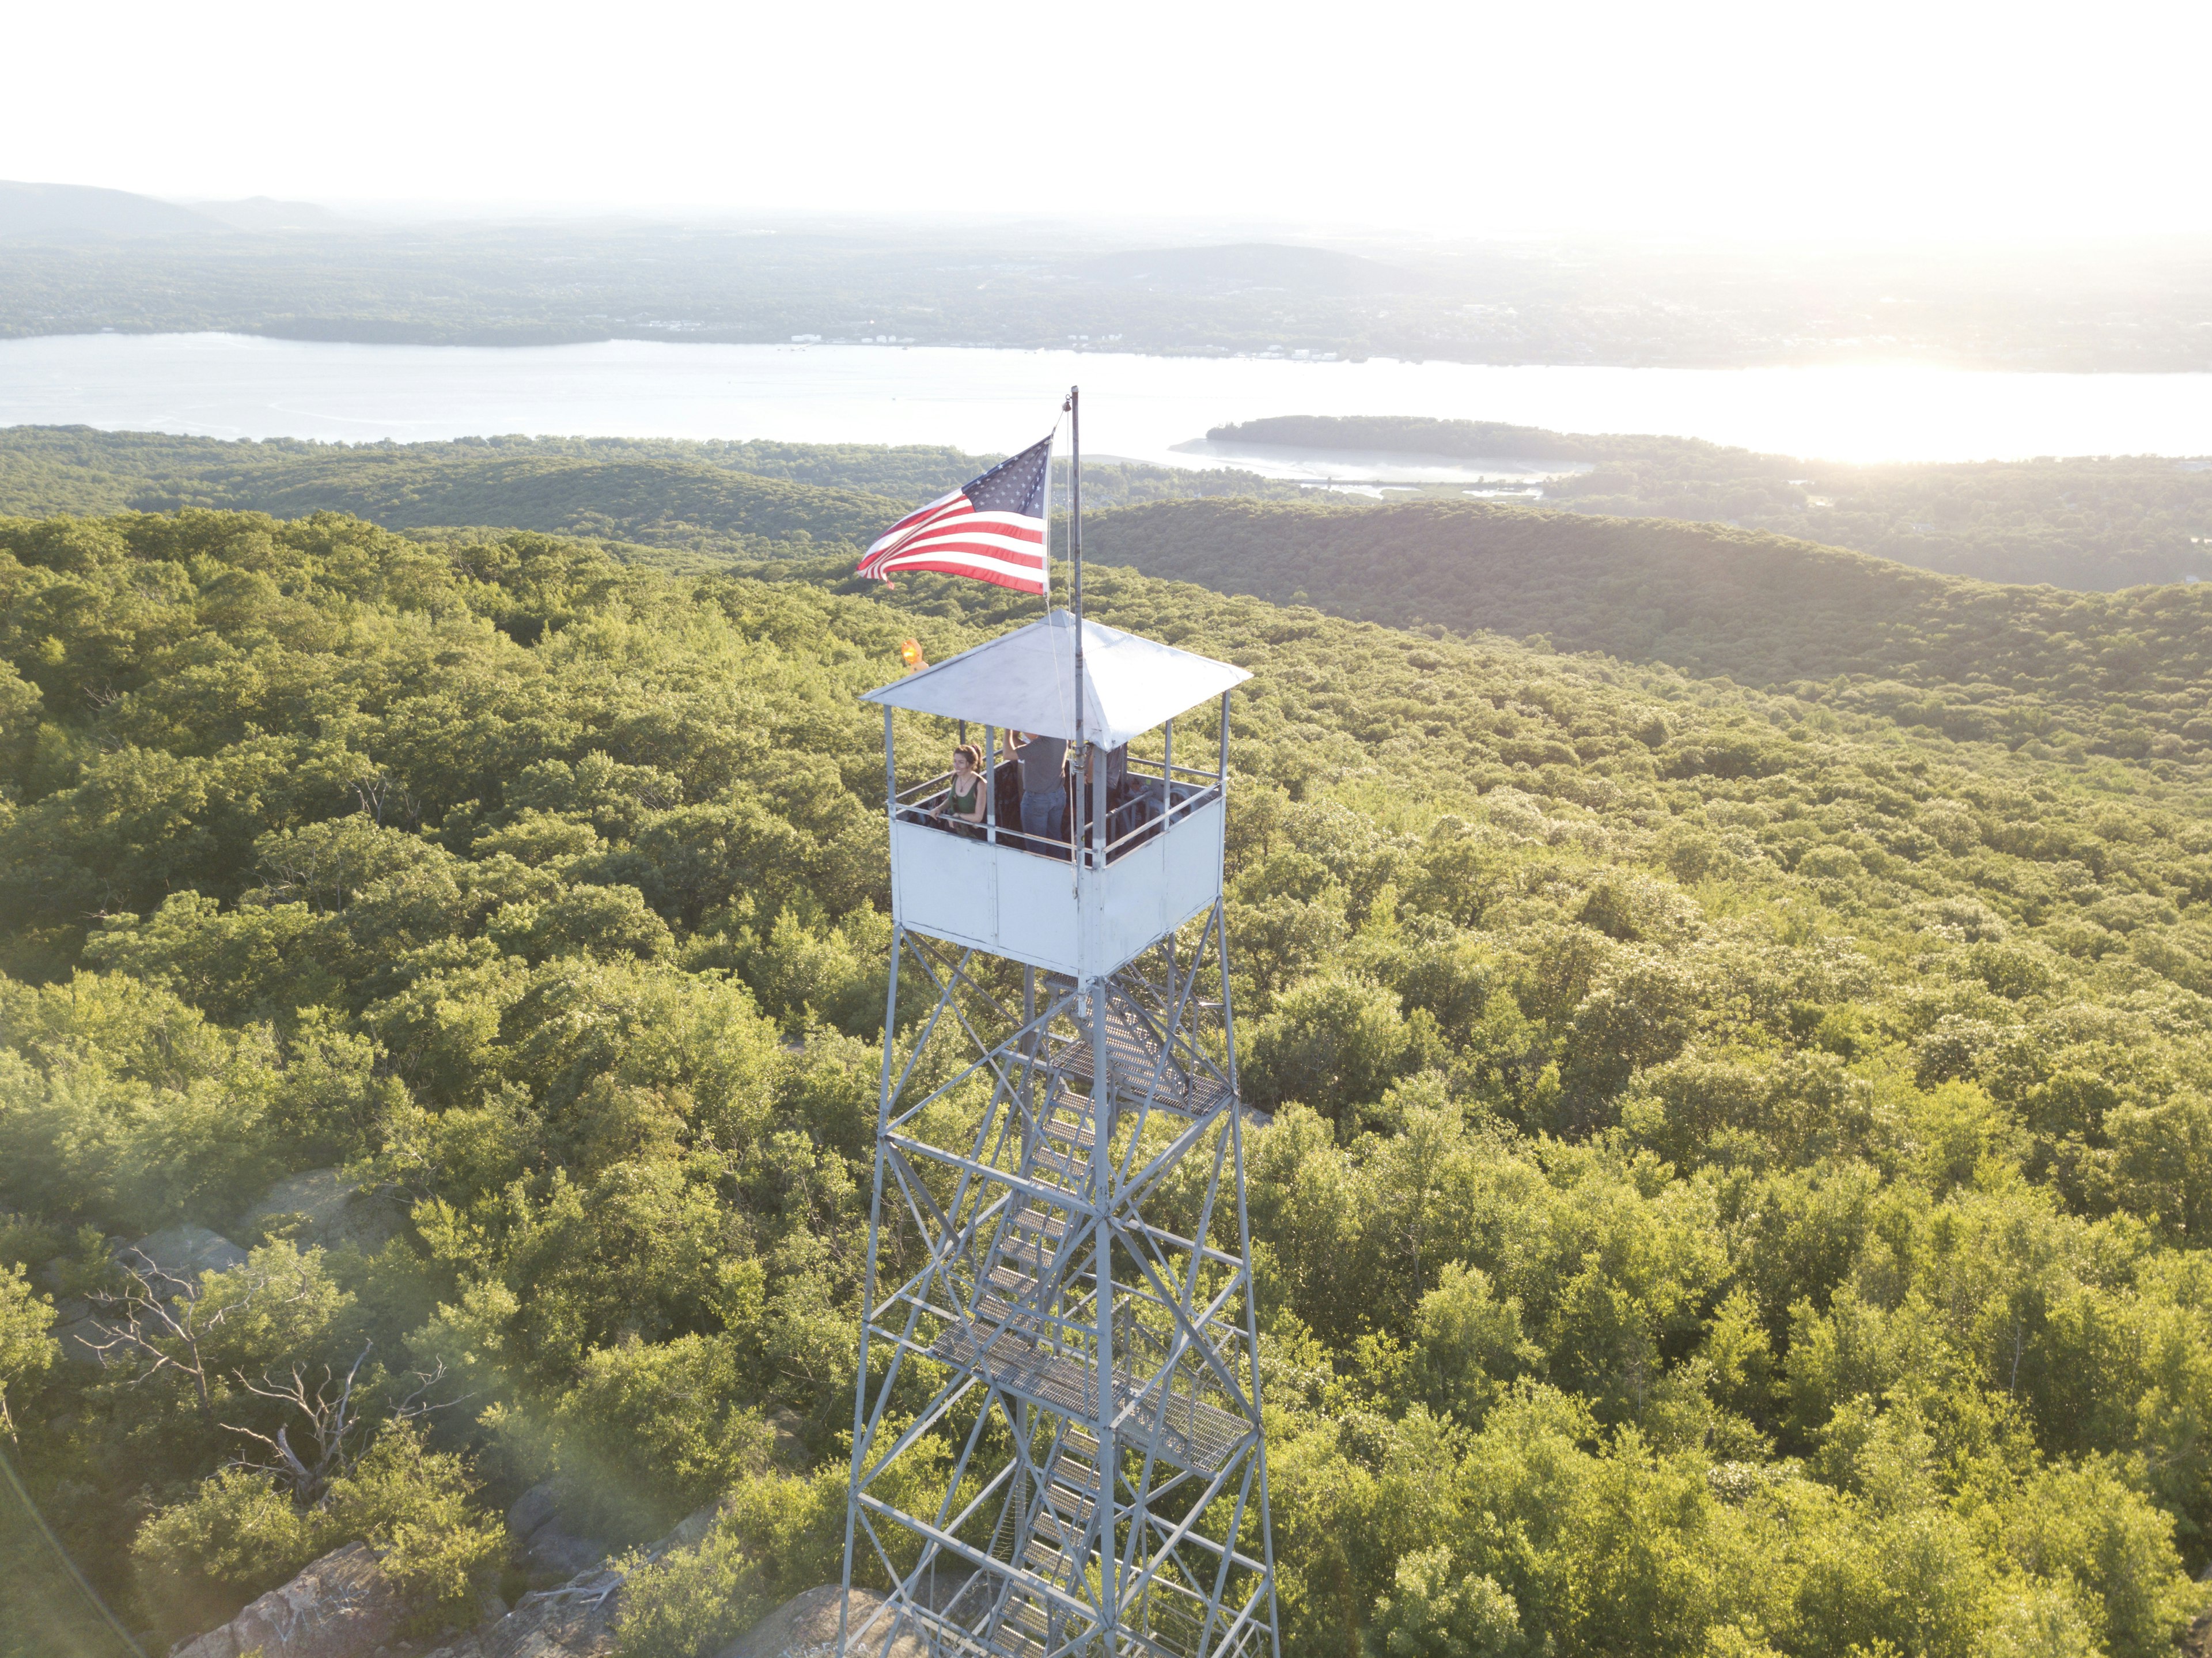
[1160, 796, 1227, 934]
[889, 796, 1225, 982]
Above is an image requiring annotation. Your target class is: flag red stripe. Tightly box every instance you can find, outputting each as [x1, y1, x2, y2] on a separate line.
[863, 512, 1044, 578]
[863, 494, 971, 565]
[872, 554, 1046, 595]
[871, 542, 1045, 577]
[869, 489, 964, 545]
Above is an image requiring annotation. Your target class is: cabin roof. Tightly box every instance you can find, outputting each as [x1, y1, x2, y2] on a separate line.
[860, 609, 1249, 748]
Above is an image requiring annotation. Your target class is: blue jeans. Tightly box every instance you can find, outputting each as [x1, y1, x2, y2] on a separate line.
[1021, 790, 1065, 847]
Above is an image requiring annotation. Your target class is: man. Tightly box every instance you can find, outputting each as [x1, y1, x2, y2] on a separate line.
[1013, 729, 1069, 852]
[1069, 741, 1131, 854]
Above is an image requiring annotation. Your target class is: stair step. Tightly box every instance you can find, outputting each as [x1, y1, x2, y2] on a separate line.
[1010, 1598, 1050, 1638]
[1035, 1508, 1089, 1547]
[986, 1264, 1039, 1300]
[1012, 1206, 1073, 1240]
[1041, 1111, 1097, 1149]
[1052, 1010, 1229, 1122]
[995, 1239, 1056, 1278]
[974, 1292, 1044, 1331]
[1047, 1480, 1098, 1519]
[1023, 1537, 1081, 1581]
[1051, 1444, 1100, 1480]
[932, 1328, 1253, 1479]
[1025, 1173, 1084, 1205]
[1048, 1460, 1099, 1496]
[1031, 1145, 1088, 1183]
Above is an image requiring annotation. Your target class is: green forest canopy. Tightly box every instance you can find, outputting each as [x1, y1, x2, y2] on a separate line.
[1085, 494, 2212, 771]
[0, 427, 1307, 551]
[10, 423, 2212, 592]
[7, 507, 2212, 1656]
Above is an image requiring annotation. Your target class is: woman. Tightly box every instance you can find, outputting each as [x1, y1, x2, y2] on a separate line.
[935, 742, 987, 838]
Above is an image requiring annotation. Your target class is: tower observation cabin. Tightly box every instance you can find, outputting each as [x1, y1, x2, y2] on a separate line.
[869, 608, 1247, 986]
[837, 608, 1282, 1658]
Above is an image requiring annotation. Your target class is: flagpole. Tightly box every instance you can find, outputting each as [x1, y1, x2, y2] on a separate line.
[1066, 384, 1085, 820]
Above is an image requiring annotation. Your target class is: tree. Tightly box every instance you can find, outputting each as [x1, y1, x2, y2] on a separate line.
[0, 1262, 56, 1441]
[82, 1241, 351, 1424]
[1371, 1546, 1527, 1658]
[1246, 974, 1415, 1123]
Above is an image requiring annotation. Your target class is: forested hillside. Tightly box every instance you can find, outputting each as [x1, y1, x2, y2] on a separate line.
[1085, 495, 2212, 770]
[7, 217, 2210, 370]
[19, 423, 2212, 594]
[0, 427, 1306, 551]
[8, 508, 2212, 1656]
[1210, 417, 2212, 590]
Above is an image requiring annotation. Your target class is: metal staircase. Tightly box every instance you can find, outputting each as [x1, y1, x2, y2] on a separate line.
[838, 917, 1278, 1658]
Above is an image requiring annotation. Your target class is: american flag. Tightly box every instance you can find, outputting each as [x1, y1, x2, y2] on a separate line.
[857, 433, 1052, 594]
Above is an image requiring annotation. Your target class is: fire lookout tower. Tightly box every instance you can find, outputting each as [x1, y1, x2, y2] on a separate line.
[836, 608, 1281, 1658]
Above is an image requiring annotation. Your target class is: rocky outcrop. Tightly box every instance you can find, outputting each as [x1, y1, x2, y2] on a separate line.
[172, 1493, 740, 1658]
[475, 1564, 628, 1658]
[169, 1541, 405, 1658]
[415, 1492, 724, 1658]
[51, 1224, 249, 1364]
[505, 1481, 612, 1588]
[48, 1297, 108, 1364]
[128, 1223, 250, 1281]
[244, 1169, 404, 1254]
[714, 1586, 931, 1658]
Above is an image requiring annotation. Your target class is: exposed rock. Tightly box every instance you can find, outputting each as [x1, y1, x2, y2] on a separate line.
[766, 1407, 807, 1468]
[49, 1296, 106, 1364]
[479, 1565, 627, 1658]
[127, 1223, 248, 1285]
[524, 1525, 612, 1583]
[661, 1500, 722, 1553]
[170, 1485, 704, 1658]
[501, 1479, 611, 1588]
[244, 1168, 404, 1254]
[715, 1585, 931, 1658]
[51, 1225, 249, 1365]
[169, 1540, 405, 1658]
[911, 1566, 978, 1616]
[506, 1482, 559, 1543]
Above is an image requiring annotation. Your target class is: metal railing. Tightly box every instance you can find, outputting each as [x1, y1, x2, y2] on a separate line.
[896, 758, 1222, 869]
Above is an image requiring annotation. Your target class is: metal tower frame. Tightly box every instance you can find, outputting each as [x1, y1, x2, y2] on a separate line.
[836, 763, 1279, 1657]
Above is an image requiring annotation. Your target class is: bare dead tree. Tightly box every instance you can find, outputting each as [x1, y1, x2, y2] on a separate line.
[81, 1250, 227, 1420]
[83, 1247, 344, 1423]
[92, 1248, 472, 1506]
[222, 1344, 377, 1506]
[351, 769, 422, 831]
[222, 1345, 463, 1506]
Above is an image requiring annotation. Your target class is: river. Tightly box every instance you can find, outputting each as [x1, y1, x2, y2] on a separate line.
[5, 332, 2212, 474]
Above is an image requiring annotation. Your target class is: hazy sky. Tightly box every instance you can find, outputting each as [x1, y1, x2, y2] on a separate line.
[10, 0, 2206, 239]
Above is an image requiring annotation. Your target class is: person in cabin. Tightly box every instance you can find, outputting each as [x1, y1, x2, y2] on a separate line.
[935, 742, 987, 838]
[1014, 728, 1069, 854]
[1067, 741, 1123, 849]
[991, 734, 1025, 844]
